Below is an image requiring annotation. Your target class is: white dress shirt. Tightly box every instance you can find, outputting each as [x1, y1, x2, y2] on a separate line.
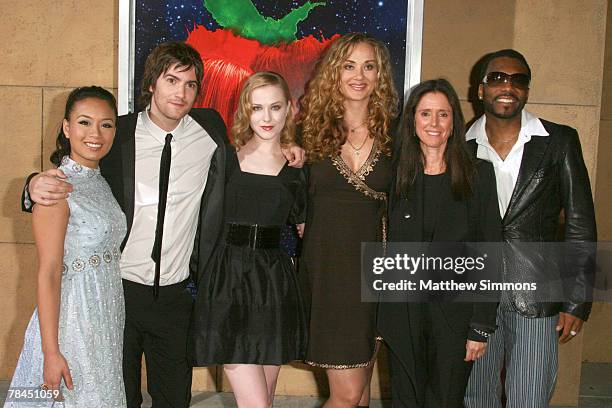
[120, 110, 217, 285]
[466, 110, 549, 218]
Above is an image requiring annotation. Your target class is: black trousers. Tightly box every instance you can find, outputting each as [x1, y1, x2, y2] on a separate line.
[122, 279, 194, 408]
[389, 304, 473, 408]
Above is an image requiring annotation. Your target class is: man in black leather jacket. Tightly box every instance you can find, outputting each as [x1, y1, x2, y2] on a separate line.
[463, 49, 597, 408]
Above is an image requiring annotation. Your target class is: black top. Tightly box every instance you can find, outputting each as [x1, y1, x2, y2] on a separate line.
[224, 153, 307, 226]
[378, 159, 502, 389]
[422, 173, 446, 241]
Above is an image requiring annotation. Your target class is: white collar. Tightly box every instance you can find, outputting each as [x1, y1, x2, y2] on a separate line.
[141, 108, 193, 144]
[466, 110, 549, 144]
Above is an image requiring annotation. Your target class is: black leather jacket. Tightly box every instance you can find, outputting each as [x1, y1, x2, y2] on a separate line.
[468, 118, 597, 320]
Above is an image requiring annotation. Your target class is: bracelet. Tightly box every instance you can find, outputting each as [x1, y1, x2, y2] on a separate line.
[472, 328, 490, 338]
[23, 185, 32, 210]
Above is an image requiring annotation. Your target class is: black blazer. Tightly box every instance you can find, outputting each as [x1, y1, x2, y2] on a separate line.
[467, 119, 597, 320]
[99, 108, 229, 285]
[377, 159, 501, 391]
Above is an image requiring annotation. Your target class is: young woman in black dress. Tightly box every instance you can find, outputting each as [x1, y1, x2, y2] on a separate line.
[191, 72, 307, 408]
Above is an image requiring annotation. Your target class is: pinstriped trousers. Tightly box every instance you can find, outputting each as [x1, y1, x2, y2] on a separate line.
[464, 297, 559, 408]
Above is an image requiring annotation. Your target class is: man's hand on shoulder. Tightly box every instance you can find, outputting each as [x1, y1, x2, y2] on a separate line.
[29, 169, 73, 206]
[283, 144, 306, 168]
[556, 312, 585, 344]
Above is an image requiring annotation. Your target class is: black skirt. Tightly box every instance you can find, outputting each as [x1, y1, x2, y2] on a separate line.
[191, 242, 307, 365]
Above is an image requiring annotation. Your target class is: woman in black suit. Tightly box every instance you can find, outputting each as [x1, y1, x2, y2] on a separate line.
[377, 78, 501, 407]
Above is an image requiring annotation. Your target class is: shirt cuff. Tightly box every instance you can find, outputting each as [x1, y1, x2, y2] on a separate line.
[468, 327, 491, 342]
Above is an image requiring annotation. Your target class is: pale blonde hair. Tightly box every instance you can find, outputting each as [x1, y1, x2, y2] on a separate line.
[231, 71, 295, 149]
[298, 33, 399, 161]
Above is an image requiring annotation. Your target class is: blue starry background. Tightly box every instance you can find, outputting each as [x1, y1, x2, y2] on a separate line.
[134, 0, 408, 106]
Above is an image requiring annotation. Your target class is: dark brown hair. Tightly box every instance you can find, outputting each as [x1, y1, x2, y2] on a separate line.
[50, 86, 117, 167]
[395, 78, 474, 200]
[138, 41, 204, 109]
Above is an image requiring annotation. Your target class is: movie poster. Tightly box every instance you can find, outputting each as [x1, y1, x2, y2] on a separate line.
[129, 0, 410, 129]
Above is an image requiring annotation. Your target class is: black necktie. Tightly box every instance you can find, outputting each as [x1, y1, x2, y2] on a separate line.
[151, 133, 172, 298]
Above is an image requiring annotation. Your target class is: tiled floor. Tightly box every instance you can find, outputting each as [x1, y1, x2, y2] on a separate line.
[2, 363, 610, 407]
[578, 363, 612, 408]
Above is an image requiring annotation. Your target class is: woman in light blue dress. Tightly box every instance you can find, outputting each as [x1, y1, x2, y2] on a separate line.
[5, 86, 126, 407]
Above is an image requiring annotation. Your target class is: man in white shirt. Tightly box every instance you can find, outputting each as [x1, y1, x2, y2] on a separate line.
[26, 41, 224, 408]
[25, 42, 304, 407]
[463, 49, 596, 408]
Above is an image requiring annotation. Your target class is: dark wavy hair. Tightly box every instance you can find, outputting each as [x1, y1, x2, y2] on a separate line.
[138, 41, 204, 109]
[395, 78, 474, 200]
[50, 86, 117, 167]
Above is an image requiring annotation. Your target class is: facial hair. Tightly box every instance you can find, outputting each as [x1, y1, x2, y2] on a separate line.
[483, 92, 526, 120]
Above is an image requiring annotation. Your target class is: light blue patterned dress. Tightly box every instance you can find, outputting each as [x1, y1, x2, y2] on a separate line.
[5, 157, 127, 407]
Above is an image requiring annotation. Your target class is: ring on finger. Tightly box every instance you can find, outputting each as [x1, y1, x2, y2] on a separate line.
[570, 330, 577, 336]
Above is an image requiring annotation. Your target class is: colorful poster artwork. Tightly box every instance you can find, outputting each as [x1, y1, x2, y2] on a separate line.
[134, 0, 408, 132]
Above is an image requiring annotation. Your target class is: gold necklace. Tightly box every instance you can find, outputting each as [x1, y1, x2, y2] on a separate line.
[346, 137, 368, 156]
[344, 122, 368, 156]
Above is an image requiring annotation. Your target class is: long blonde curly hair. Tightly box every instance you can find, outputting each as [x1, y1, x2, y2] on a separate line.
[298, 33, 399, 161]
[232, 71, 295, 149]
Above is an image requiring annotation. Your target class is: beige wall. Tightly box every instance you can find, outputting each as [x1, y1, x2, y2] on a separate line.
[0, 0, 117, 380]
[583, 0, 612, 364]
[0, 0, 609, 405]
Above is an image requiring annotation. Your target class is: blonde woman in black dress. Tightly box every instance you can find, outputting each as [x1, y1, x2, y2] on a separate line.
[192, 72, 307, 408]
[298, 33, 399, 407]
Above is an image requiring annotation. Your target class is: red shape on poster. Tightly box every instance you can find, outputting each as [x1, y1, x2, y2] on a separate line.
[186, 25, 338, 137]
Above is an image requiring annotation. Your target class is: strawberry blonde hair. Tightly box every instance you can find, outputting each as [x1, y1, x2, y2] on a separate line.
[231, 71, 295, 149]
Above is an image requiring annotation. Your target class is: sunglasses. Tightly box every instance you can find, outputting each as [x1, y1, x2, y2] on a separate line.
[483, 72, 530, 90]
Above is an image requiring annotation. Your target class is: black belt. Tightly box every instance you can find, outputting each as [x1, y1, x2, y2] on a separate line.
[225, 223, 281, 249]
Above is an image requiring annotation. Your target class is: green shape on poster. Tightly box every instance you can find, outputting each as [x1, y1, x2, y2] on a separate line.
[204, 0, 325, 44]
